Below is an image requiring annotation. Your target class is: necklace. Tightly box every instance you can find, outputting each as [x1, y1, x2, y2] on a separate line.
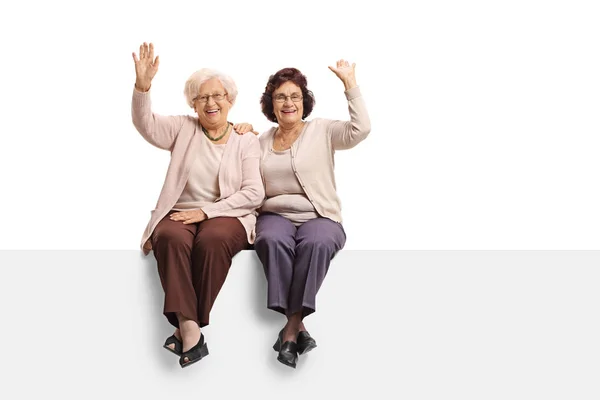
[202, 123, 230, 142]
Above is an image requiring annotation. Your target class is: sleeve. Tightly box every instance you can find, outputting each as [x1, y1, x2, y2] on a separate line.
[327, 86, 372, 150]
[131, 87, 186, 151]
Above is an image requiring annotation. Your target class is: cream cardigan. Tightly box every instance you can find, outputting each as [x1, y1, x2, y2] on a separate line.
[131, 88, 265, 255]
[258, 86, 371, 223]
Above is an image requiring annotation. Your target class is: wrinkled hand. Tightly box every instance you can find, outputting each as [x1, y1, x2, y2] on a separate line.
[233, 123, 258, 135]
[328, 59, 357, 90]
[132, 42, 160, 92]
[169, 209, 207, 224]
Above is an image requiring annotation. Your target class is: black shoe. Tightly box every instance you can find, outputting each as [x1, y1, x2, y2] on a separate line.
[297, 331, 317, 355]
[272, 329, 285, 352]
[179, 333, 209, 368]
[277, 341, 298, 368]
[273, 329, 317, 355]
[163, 334, 183, 356]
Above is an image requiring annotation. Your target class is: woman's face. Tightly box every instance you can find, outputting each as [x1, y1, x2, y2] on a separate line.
[272, 81, 304, 125]
[194, 78, 231, 129]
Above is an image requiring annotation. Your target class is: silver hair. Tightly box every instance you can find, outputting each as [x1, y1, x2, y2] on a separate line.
[183, 68, 238, 108]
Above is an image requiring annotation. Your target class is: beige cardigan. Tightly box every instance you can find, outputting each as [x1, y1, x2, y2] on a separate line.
[131, 88, 265, 255]
[258, 86, 371, 223]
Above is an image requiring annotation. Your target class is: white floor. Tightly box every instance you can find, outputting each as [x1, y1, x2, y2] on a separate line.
[1, 250, 598, 399]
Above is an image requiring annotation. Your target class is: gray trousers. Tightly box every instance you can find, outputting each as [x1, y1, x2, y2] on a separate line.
[254, 213, 346, 318]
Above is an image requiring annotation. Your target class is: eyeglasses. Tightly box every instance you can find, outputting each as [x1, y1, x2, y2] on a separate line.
[194, 93, 228, 103]
[273, 93, 303, 103]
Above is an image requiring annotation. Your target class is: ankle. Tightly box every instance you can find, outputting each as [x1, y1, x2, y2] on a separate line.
[179, 320, 200, 336]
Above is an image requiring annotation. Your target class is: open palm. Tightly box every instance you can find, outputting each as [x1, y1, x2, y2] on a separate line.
[328, 59, 355, 81]
[328, 59, 357, 90]
[132, 42, 160, 91]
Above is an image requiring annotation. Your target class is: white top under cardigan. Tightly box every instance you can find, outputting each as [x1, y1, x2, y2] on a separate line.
[173, 134, 225, 210]
[260, 147, 318, 225]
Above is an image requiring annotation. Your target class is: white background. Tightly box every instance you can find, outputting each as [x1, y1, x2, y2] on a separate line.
[1, 3, 598, 397]
[1, 0, 599, 250]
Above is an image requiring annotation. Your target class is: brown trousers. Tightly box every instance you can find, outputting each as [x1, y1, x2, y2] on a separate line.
[151, 212, 248, 328]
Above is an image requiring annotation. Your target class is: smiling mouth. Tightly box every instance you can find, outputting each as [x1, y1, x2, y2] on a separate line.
[205, 109, 220, 115]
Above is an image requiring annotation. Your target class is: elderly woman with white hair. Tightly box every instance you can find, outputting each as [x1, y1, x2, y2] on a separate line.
[131, 42, 264, 368]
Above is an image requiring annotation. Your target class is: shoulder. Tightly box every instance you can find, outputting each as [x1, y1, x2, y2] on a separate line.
[258, 127, 277, 144]
[179, 115, 199, 130]
[235, 132, 261, 158]
[239, 131, 260, 145]
[303, 118, 334, 133]
[172, 116, 200, 142]
[306, 118, 333, 126]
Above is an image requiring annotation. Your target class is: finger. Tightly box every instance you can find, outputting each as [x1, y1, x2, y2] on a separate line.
[182, 218, 199, 225]
[149, 43, 154, 62]
[153, 55, 160, 68]
[132, 52, 139, 63]
[139, 44, 144, 60]
[352, 62, 356, 70]
[328, 65, 335, 72]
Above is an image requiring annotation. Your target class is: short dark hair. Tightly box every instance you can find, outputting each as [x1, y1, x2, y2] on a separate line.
[260, 68, 316, 123]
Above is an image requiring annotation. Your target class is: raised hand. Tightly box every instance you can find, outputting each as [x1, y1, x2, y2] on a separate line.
[132, 42, 160, 92]
[233, 123, 258, 135]
[328, 59, 357, 91]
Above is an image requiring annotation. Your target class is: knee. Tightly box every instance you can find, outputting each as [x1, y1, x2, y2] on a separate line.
[296, 237, 329, 254]
[255, 231, 292, 251]
[152, 226, 190, 251]
[195, 230, 230, 250]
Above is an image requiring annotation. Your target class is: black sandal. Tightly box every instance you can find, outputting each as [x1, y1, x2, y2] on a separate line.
[163, 334, 183, 356]
[179, 333, 209, 368]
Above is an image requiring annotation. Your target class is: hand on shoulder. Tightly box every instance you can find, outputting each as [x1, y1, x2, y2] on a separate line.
[233, 123, 259, 136]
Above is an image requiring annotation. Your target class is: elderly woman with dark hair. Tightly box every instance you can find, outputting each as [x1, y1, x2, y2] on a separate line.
[131, 42, 264, 368]
[249, 60, 371, 368]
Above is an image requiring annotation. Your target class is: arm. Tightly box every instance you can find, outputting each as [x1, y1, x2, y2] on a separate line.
[201, 134, 265, 218]
[131, 87, 185, 151]
[326, 59, 372, 150]
[131, 42, 184, 150]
